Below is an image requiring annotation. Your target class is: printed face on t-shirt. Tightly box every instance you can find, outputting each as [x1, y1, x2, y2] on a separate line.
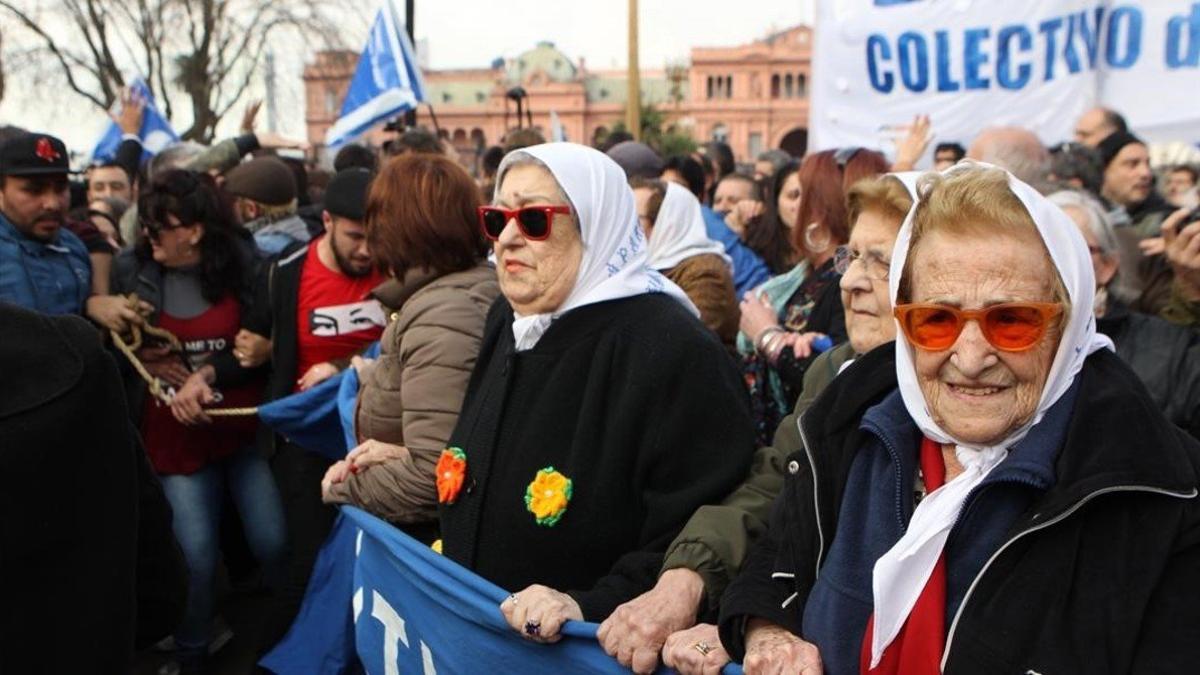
[309, 299, 386, 336]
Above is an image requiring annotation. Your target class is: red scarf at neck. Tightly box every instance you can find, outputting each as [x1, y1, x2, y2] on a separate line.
[860, 436, 947, 675]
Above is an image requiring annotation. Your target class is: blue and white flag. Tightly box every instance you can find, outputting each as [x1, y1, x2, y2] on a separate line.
[92, 78, 179, 163]
[262, 507, 745, 675]
[325, 0, 427, 147]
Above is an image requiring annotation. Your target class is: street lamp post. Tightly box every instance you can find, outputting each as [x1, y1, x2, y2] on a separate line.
[405, 0, 417, 128]
[627, 0, 640, 141]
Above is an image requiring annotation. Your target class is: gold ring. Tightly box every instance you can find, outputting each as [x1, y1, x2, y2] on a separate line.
[693, 641, 714, 656]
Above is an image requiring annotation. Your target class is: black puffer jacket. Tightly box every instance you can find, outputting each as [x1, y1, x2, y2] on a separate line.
[719, 344, 1200, 674]
[1098, 301, 1200, 439]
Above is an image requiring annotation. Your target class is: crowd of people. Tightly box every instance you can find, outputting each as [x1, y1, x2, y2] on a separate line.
[1, 92, 1199, 675]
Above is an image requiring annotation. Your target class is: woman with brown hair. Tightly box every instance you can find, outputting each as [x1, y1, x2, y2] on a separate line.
[736, 148, 891, 445]
[319, 154, 500, 537]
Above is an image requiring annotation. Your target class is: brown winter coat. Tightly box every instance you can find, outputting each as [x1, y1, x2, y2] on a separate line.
[325, 261, 500, 523]
[663, 252, 739, 347]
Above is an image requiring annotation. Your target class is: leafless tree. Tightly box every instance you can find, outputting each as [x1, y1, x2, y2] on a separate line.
[0, 0, 347, 142]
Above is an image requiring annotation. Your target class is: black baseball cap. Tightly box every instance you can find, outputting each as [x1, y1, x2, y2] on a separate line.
[0, 133, 75, 176]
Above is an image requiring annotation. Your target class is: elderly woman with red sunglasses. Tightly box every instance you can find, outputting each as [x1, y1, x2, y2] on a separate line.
[437, 142, 755, 645]
[718, 162, 1200, 674]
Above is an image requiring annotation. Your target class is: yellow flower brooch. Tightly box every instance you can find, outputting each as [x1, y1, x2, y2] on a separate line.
[524, 466, 573, 527]
[436, 447, 467, 505]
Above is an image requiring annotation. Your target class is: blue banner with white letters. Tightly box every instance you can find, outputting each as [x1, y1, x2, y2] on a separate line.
[261, 506, 744, 674]
[811, 0, 1200, 154]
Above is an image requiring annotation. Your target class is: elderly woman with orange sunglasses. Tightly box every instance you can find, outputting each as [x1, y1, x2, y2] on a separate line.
[718, 163, 1200, 675]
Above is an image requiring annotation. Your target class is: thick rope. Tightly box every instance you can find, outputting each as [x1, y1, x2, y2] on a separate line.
[109, 294, 259, 417]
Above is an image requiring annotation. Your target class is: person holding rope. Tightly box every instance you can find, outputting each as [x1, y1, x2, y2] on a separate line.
[110, 168, 286, 673]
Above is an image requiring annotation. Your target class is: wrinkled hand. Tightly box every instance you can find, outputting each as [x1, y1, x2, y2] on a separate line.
[111, 87, 146, 136]
[1163, 208, 1200, 301]
[892, 114, 932, 171]
[501, 585, 583, 644]
[138, 345, 191, 389]
[725, 200, 764, 239]
[170, 369, 215, 426]
[346, 439, 410, 472]
[234, 329, 272, 368]
[780, 331, 828, 360]
[240, 99, 263, 133]
[87, 295, 152, 334]
[742, 619, 823, 675]
[598, 568, 706, 673]
[663, 623, 729, 675]
[256, 131, 310, 151]
[321, 459, 354, 503]
[739, 291, 780, 344]
[297, 362, 339, 391]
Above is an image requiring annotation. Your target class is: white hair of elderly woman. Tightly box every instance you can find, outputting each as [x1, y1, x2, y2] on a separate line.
[1048, 188, 1140, 304]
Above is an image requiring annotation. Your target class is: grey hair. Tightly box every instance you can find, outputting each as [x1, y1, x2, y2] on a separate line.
[1048, 189, 1118, 257]
[147, 141, 205, 180]
[756, 149, 792, 175]
[969, 127, 1053, 193]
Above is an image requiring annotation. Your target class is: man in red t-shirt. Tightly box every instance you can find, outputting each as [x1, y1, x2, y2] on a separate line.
[232, 167, 387, 651]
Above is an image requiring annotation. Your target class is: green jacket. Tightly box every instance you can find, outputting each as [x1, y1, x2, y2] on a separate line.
[661, 340, 857, 609]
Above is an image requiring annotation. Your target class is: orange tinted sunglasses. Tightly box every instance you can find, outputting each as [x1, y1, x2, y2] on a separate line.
[894, 302, 1063, 352]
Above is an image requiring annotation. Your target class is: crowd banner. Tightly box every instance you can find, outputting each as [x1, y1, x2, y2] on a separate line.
[324, 0, 428, 148]
[810, 0, 1200, 154]
[91, 78, 180, 163]
[262, 506, 745, 675]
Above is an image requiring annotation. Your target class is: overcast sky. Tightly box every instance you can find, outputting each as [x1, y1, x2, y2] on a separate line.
[0, 0, 813, 152]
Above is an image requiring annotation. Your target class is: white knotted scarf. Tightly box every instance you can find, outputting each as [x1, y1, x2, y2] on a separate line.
[493, 143, 697, 351]
[646, 181, 729, 271]
[868, 161, 1113, 667]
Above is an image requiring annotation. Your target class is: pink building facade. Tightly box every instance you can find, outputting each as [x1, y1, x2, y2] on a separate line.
[303, 26, 812, 162]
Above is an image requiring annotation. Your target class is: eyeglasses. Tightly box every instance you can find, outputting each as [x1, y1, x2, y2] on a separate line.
[140, 215, 187, 239]
[477, 205, 572, 241]
[893, 302, 1063, 352]
[833, 245, 890, 281]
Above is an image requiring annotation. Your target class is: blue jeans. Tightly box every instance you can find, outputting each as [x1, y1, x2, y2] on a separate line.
[160, 447, 286, 652]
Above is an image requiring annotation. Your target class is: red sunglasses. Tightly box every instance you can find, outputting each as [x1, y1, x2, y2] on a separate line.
[894, 302, 1063, 352]
[477, 205, 572, 241]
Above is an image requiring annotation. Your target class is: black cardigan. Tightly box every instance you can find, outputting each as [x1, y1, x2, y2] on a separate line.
[440, 293, 756, 621]
[0, 304, 186, 672]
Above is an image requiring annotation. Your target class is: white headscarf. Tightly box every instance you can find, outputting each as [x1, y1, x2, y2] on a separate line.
[645, 182, 729, 271]
[868, 161, 1114, 667]
[494, 143, 698, 351]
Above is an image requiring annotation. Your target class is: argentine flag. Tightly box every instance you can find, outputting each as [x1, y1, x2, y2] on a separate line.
[92, 78, 179, 163]
[325, 0, 427, 148]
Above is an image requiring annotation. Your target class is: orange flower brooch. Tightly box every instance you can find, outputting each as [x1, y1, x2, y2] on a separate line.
[525, 467, 573, 527]
[436, 447, 467, 504]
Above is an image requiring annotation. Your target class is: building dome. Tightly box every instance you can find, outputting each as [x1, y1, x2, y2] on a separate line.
[506, 41, 578, 84]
